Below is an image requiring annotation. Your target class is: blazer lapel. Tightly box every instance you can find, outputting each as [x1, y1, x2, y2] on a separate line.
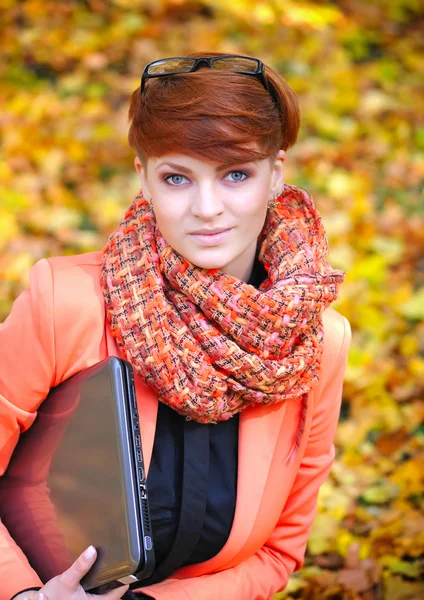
[104, 322, 158, 475]
[175, 399, 288, 577]
[228, 401, 289, 548]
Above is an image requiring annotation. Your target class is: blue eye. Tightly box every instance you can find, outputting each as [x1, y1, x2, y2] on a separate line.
[226, 171, 249, 182]
[164, 174, 188, 186]
[163, 170, 250, 186]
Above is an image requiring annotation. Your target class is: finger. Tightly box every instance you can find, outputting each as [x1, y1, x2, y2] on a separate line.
[60, 545, 97, 589]
[100, 584, 130, 600]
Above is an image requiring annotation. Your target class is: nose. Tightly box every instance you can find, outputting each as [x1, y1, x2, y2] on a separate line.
[191, 186, 225, 220]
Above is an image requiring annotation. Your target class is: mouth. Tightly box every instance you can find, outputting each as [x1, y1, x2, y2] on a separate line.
[189, 228, 233, 246]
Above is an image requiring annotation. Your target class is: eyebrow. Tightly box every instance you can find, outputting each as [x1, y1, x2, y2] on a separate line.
[155, 160, 257, 174]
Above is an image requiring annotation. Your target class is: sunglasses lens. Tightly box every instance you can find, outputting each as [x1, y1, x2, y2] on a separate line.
[211, 57, 259, 73]
[147, 58, 196, 75]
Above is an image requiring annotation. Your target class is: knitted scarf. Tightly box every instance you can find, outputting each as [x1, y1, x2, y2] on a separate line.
[101, 183, 345, 458]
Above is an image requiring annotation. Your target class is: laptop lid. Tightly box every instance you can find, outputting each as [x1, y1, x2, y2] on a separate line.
[0, 357, 154, 591]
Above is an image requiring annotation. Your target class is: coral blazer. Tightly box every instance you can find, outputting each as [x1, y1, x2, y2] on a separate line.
[0, 252, 351, 600]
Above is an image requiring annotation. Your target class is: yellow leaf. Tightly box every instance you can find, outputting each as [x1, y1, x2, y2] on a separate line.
[360, 482, 399, 504]
[390, 456, 424, 497]
[380, 555, 421, 578]
[0, 211, 18, 250]
[253, 3, 275, 25]
[399, 335, 419, 357]
[336, 530, 357, 557]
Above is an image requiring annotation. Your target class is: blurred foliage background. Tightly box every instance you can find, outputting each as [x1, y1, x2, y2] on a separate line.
[1, 0, 423, 598]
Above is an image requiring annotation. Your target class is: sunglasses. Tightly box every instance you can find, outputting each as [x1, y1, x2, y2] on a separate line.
[140, 55, 280, 113]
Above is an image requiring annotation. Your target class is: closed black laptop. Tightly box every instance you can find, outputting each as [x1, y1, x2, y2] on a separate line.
[0, 356, 155, 592]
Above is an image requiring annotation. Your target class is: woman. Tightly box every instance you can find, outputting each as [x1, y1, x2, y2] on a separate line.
[1, 52, 351, 600]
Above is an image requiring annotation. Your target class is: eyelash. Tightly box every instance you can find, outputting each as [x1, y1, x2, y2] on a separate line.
[162, 171, 251, 186]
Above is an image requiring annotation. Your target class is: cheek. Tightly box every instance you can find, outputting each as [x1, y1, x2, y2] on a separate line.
[154, 205, 186, 240]
[236, 195, 268, 223]
[242, 203, 269, 238]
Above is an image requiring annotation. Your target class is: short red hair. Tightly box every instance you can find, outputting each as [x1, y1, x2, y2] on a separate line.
[128, 51, 300, 167]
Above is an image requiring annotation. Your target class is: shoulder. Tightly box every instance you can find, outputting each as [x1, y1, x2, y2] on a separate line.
[46, 249, 103, 273]
[8, 251, 103, 325]
[318, 307, 352, 395]
[33, 250, 104, 323]
[28, 251, 106, 366]
[322, 307, 351, 355]
[32, 251, 107, 382]
[45, 248, 104, 316]
[44, 250, 103, 297]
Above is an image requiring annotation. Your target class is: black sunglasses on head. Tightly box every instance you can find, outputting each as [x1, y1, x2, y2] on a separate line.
[140, 55, 280, 113]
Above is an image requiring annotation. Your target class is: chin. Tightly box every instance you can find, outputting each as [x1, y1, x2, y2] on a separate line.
[191, 258, 229, 271]
[183, 249, 232, 271]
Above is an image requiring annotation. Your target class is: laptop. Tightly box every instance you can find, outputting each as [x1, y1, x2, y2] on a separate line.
[0, 356, 155, 592]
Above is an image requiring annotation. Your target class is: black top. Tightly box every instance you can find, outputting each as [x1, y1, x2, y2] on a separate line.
[138, 250, 267, 588]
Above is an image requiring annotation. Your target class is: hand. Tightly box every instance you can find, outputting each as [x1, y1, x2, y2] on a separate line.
[15, 546, 129, 600]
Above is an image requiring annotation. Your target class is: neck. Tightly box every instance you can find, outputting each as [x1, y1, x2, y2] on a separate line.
[219, 239, 258, 283]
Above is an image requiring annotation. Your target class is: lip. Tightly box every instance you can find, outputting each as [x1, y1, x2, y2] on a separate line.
[189, 228, 233, 246]
[190, 227, 232, 235]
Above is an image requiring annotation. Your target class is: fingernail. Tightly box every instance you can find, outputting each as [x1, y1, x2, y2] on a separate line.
[84, 545, 96, 559]
[38, 594, 44, 600]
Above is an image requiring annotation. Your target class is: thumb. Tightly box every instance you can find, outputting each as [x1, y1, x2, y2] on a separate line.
[60, 545, 97, 589]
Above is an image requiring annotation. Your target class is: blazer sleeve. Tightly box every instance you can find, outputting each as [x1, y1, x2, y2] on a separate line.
[140, 316, 352, 600]
[0, 258, 56, 599]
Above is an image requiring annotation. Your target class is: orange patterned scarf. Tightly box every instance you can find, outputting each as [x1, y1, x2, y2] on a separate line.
[101, 184, 345, 457]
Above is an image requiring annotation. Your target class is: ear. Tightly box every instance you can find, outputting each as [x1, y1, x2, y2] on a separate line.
[270, 150, 286, 197]
[134, 156, 151, 199]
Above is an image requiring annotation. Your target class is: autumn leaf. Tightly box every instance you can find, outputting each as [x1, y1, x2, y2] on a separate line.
[1, 1, 423, 598]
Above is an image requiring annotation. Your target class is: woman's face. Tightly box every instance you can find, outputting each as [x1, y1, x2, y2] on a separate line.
[134, 150, 286, 282]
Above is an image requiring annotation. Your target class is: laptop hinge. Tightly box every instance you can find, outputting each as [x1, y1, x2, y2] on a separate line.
[118, 574, 139, 584]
